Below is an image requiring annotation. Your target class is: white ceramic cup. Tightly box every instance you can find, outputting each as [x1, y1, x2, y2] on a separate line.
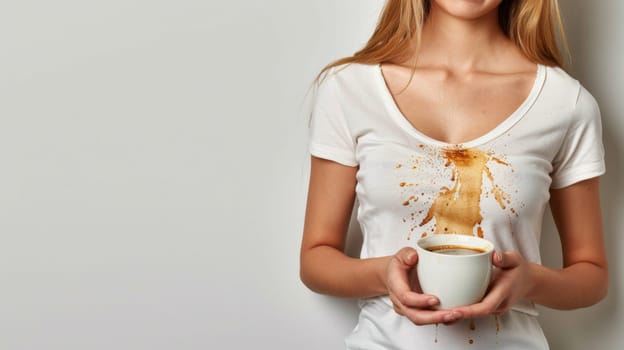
[415, 234, 494, 309]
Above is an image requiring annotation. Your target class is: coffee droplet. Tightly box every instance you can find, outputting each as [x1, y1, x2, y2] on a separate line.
[477, 226, 484, 238]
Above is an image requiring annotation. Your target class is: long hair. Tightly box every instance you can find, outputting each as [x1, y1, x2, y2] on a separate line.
[317, 0, 568, 80]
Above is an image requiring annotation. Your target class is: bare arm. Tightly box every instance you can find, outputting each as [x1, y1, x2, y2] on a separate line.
[299, 156, 388, 298]
[526, 177, 608, 309]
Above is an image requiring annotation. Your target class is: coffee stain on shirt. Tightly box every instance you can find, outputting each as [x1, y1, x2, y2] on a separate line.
[398, 146, 513, 238]
[419, 148, 490, 235]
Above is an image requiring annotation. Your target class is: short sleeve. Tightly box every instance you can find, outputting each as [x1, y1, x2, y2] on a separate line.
[550, 85, 606, 189]
[308, 70, 358, 167]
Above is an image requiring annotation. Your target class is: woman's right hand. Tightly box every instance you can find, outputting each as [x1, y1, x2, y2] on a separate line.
[385, 247, 464, 325]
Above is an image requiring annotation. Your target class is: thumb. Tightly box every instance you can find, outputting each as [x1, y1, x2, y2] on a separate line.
[396, 247, 418, 269]
[493, 251, 522, 269]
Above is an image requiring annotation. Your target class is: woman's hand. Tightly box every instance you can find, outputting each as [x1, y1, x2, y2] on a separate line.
[452, 251, 535, 318]
[386, 247, 464, 325]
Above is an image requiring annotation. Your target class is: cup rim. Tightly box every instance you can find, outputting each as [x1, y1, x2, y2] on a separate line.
[416, 233, 494, 258]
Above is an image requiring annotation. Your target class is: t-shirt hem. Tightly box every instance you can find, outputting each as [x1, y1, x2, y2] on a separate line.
[309, 143, 358, 167]
[550, 161, 605, 189]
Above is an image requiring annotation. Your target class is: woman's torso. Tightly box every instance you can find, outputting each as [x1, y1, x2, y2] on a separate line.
[308, 62, 604, 349]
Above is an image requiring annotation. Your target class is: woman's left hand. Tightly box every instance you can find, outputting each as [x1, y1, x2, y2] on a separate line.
[452, 251, 535, 318]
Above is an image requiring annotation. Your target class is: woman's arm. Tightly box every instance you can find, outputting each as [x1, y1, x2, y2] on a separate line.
[299, 156, 388, 297]
[455, 177, 608, 317]
[527, 177, 608, 308]
[300, 156, 464, 324]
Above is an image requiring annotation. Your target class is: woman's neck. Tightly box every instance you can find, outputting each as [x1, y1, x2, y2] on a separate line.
[415, 3, 511, 72]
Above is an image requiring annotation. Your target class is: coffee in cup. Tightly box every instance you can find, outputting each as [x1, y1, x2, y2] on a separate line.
[426, 245, 487, 255]
[415, 234, 494, 309]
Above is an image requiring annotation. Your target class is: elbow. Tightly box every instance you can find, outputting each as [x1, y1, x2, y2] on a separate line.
[299, 242, 336, 294]
[299, 266, 324, 295]
[581, 264, 609, 308]
[299, 271, 317, 293]
[553, 263, 609, 310]
[591, 261, 609, 304]
[299, 262, 312, 290]
[299, 252, 321, 294]
[593, 268, 609, 304]
[583, 282, 608, 309]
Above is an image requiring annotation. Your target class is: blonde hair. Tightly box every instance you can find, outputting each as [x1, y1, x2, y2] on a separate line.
[317, 0, 568, 79]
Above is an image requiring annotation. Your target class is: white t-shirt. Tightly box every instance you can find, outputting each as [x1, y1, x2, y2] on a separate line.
[308, 62, 605, 349]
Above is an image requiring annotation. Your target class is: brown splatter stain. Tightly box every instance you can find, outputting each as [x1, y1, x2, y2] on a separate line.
[484, 166, 508, 210]
[396, 164, 403, 169]
[434, 323, 439, 343]
[494, 315, 500, 335]
[491, 157, 509, 166]
[468, 339, 474, 345]
[469, 319, 476, 331]
[421, 232, 427, 238]
[400, 182, 406, 187]
[403, 195, 418, 206]
[493, 187, 508, 209]
[419, 148, 488, 235]
[417, 147, 512, 237]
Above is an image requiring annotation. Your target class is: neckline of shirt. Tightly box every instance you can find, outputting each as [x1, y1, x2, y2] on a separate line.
[374, 63, 547, 149]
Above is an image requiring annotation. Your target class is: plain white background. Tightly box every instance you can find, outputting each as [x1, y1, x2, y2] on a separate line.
[0, 1, 621, 349]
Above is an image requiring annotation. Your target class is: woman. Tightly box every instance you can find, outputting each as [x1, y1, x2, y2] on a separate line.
[300, 0, 608, 349]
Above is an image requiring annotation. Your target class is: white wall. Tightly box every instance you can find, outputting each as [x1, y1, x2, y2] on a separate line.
[0, 1, 621, 349]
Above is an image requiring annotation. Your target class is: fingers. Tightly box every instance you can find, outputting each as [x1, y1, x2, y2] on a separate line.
[390, 293, 463, 325]
[387, 247, 464, 325]
[389, 294, 405, 316]
[387, 249, 440, 309]
[402, 308, 463, 326]
[386, 247, 420, 302]
[395, 247, 418, 269]
[452, 251, 527, 319]
[493, 251, 523, 269]
[397, 290, 440, 308]
[452, 289, 505, 319]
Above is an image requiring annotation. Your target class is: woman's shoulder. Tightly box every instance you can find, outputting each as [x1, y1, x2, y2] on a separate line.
[321, 62, 378, 84]
[542, 65, 595, 107]
[541, 65, 600, 123]
[314, 62, 380, 103]
[311, 62, 380, 112]
[544, 64, 578, 85]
